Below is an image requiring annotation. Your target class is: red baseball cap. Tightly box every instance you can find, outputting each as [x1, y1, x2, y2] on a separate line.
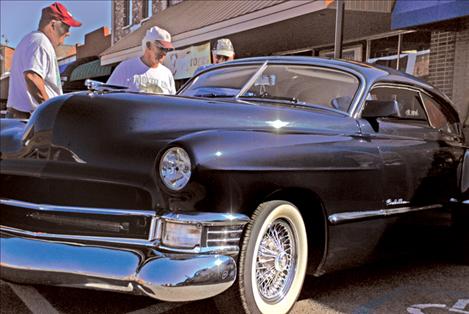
[48, 2, 81, 27]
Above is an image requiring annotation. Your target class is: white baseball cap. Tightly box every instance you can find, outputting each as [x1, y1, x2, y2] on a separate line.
[212, 38, 234, 57]
[142, 26, 173, 52]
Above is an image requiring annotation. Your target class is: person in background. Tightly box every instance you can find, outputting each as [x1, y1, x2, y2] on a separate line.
[6, 2, 81, 119]
[107, 26, 176, 95]
[212, 38, 235, 64]
[193, 38, 235, 76]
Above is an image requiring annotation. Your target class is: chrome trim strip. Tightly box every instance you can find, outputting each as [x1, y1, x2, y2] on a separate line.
[148, 216, 159, 241]
[161, 212, 250, 226]
[207, 230, 242, 234]
[0, 198, 156, 217]
[236, 61, 268, 98]
[348, 71, 367, 118]
[328, 204, 443, 225]
[157, 244, 241, 255]
[207, 238, 241, 242]
[0, 225, 158, 247]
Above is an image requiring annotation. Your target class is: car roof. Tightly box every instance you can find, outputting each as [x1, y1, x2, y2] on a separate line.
[207, 56, 450, 103]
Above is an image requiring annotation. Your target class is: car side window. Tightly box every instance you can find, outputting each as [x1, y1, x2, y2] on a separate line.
[369, 86, 428, 122]
[420, 93, 459, 135]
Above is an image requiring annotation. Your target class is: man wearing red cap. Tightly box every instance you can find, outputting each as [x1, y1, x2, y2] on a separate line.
[107, 26, 176, 95]
[6, 2, 81, 119]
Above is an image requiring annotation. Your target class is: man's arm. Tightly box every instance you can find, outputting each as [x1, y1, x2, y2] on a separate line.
[24, 71, 49, 104]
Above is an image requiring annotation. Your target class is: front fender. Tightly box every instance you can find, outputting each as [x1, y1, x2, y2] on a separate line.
[169, 129, 382, 217]
[174, 129, 376, 172]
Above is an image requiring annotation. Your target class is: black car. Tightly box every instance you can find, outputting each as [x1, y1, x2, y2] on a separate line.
[1, 57, 468, 314]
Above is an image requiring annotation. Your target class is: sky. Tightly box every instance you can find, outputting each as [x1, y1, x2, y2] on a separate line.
[0, 0, 111, 48]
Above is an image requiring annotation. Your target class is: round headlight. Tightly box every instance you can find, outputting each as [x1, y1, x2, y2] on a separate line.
[159, 147, 192, 191]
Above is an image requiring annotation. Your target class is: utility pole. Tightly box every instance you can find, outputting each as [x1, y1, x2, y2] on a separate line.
[334, 0, 345, 59]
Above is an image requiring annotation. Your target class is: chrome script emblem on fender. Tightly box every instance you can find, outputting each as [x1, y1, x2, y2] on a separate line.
[386, 198, 410, 206]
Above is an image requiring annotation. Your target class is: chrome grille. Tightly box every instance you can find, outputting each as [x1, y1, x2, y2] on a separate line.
[205, 225, 244, 248]
[0, 198, 157, 244]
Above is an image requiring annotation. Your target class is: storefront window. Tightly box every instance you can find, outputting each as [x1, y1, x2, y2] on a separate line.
[367, 31, 431, 80]
[319, 45, 363, 61]
[402, 32, 431, 80]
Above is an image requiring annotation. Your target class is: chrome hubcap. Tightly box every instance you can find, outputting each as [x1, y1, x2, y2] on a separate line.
[255, 219, 296, 303]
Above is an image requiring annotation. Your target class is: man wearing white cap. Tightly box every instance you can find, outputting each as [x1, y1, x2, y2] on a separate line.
[107, 26, 176, 95]
[193, 38, 235, 76]
[212, 38, 235, 64]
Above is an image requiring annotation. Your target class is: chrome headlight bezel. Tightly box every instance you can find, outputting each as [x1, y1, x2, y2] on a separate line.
[159, 146, 192, 191]
[161, 221, 202, 249]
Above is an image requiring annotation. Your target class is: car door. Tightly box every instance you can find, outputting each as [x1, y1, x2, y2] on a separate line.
[359, 84, 464, 209]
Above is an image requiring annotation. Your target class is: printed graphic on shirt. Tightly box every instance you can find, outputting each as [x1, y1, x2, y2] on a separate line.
[134, 76, 166, 94]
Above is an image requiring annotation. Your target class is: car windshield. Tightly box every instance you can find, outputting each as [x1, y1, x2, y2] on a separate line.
[179, 63, 360, 112]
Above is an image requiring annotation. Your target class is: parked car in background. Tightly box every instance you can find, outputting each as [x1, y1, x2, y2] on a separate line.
[1, 57, 468, 313]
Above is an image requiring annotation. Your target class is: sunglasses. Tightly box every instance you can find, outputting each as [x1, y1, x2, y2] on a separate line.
[56, 20, 70, 34]
[155, 42, 172, 53]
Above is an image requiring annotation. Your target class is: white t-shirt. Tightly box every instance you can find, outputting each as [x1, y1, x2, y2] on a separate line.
[7, 31, 62, 113]
[107, 57, 176, 95]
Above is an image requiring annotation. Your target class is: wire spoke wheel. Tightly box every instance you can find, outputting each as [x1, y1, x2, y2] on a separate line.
[255, 219, 296, 303]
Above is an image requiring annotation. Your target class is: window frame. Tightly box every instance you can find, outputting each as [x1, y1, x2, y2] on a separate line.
[419, 91, 462, 136]
[361, 82, 463, 139]
[123, 0, 133, 27]
[142, 0, 152, 20]
[179, 63, 362, 114]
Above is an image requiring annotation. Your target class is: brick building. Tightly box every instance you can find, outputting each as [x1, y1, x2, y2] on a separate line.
[0, 45, 15, 76]
[427, 20, 469, 125]
[77, 27, 112, 59]
[392, 0, 469, 125]
[63, 27, 113, 92]
[0, 45, 15, 110]
[112, 0, 183, 44]
[104, 1, 395, 65]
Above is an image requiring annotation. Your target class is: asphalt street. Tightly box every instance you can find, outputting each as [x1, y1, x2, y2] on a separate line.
[1, 227, 468, 314]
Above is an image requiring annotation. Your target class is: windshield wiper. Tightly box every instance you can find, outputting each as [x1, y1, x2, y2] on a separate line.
[238, 96, 343, 113]
[194, 93, 237, 98]
[239, 95, 299, 103]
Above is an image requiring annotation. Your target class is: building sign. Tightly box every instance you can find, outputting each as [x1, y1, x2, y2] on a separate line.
[164, 42, 211, 80]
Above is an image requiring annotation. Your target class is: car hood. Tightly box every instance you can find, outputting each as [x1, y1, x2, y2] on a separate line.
[1, 91, 359, 176]
[14, 91, 354, 138]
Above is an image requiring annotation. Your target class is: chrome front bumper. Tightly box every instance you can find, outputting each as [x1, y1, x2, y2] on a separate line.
[0, 198, 250, 301]
[0, 232, 237, 301]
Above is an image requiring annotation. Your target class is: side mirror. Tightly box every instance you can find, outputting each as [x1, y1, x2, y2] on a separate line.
[361, 100, 400, 119]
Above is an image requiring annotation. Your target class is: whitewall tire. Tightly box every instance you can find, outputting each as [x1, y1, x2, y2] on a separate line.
[238, 201, 308, 314]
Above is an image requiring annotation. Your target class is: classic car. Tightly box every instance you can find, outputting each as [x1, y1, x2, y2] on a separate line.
[1, 57, 468, 314]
